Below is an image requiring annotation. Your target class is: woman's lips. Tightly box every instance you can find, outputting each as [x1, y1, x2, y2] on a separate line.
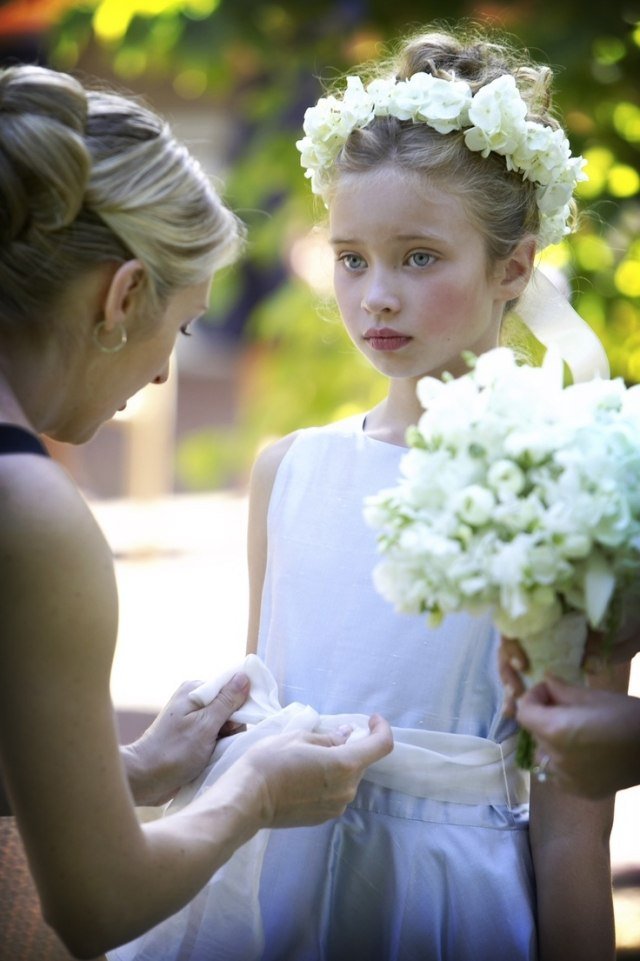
[364, 327, 412, 351]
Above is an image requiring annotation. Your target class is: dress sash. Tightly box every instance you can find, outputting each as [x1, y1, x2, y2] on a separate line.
[186, 654, 530, 808]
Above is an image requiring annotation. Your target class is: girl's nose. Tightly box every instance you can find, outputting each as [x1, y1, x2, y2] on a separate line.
[361, 273, 400, 315]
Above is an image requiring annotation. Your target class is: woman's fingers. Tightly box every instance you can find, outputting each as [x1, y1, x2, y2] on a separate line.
[240, 715, 393, 829]
[340, 714, 394, 767]
[199, 672, 251, 733]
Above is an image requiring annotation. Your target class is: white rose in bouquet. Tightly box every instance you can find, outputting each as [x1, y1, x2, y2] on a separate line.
[364, 348, 640, 766]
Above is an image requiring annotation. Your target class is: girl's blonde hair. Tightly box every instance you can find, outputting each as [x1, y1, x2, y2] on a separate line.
[0, 65, 243, 337]
[326, 27, 572, 262]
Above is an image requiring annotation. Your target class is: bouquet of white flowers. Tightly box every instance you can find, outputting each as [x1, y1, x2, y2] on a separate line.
[364, 347, 640, 767]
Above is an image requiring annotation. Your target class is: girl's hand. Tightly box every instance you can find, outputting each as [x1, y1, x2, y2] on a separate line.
[239, 715, 393, 828]
[122, 673, 251, 806]
[498, 636, 529, 717]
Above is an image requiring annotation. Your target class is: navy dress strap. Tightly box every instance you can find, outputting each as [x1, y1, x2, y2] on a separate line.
[0, 424, 49, 457]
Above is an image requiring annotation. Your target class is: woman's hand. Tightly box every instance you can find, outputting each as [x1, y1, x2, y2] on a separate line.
[237, 715, 394, 828]
[122, 672, 251, 806]
[499, 611, 640, 718]
[516, 676, 640, 798]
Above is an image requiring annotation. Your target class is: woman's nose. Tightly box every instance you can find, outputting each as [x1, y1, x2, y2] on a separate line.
[152, 362, 170, 385]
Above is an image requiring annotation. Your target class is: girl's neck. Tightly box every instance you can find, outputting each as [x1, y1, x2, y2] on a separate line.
[363, 378, 424, 447]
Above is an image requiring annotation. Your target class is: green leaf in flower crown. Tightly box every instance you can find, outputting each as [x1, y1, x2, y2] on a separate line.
[500, 310, 574, 386]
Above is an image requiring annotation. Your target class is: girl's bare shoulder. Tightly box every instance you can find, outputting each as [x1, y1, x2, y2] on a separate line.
[249, 430, 301, 494]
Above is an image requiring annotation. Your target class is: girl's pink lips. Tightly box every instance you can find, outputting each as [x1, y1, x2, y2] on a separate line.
[364, 326, 412, 351]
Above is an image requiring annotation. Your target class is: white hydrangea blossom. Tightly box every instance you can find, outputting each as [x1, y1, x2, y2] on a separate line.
[297, 72, 587, 249]
[364, 348, 640, 675]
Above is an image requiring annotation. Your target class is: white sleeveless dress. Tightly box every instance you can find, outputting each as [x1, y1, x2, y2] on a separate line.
[254, 415, 536, 961]
[109, 414, 536, 961]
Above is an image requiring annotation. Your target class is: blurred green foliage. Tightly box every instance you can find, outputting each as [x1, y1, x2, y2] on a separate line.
[47, 0, 640, 487]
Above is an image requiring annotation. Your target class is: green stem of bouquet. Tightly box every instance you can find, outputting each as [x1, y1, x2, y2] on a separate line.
[516, 727, 536, 770]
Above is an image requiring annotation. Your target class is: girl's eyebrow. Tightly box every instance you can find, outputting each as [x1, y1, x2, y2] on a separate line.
[329, 232, 446, 245]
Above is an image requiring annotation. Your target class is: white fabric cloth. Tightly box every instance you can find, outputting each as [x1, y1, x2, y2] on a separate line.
[512, 268, 609, 382]
[110, 654, 528, 961]
[188, 654, 529, 807]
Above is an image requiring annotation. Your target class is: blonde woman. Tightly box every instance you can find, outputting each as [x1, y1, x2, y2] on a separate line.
[0, 64, 392, 959]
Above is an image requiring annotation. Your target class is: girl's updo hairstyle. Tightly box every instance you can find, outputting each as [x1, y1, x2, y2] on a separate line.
[0, 65, 243, 337]
[328, 27, 568, 264]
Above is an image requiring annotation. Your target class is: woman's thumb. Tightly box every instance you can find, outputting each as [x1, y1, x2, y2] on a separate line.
[209, 672, 251, 718]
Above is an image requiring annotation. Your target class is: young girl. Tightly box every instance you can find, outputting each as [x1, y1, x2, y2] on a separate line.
[112, 23, 621, 961]
[243, 25, 622, 961]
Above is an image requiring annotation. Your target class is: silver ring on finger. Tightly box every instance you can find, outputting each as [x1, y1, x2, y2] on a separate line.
[532, 754, 553, 784]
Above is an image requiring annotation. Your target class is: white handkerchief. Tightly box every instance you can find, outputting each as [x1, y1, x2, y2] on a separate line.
[189, 653, 283, 725]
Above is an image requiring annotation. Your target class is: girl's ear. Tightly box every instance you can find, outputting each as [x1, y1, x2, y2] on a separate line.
[101, 260, 147, 333]
[496, 237, 537, 303]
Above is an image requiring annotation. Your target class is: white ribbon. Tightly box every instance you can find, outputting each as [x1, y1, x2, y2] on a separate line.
[508, 267, 610, 383]
[185, 653, 528, 808]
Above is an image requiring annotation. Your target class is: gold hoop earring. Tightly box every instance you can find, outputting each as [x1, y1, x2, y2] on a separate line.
[93, 320, 127, 354]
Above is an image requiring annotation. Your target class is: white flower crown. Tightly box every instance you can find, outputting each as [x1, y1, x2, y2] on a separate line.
[296, 72, 587, 250]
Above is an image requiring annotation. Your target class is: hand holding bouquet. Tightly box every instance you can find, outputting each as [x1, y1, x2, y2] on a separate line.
[364, 348, 640, 766]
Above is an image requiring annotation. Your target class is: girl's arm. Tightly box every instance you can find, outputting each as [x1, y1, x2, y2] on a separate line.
[246, 432, 298, 654]
[531, 783, 616, 961]
[529, 661, 629, 961]
[0, 456, 391, 958]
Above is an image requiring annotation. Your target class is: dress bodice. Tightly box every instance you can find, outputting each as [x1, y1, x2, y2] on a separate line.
[258, 415, 514, 742]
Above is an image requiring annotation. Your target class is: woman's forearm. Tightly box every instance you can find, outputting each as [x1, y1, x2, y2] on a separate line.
[44, 762, 264, 958]
[45, 718, 392, 958]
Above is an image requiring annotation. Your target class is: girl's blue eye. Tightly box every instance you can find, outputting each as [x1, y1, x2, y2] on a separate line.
[340, 253, 366, 270]
[408, 251, 433, 267]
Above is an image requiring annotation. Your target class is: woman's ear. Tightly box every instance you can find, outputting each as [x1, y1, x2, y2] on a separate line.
[496, 237, 537, 303]
[101, 260, 147, 332]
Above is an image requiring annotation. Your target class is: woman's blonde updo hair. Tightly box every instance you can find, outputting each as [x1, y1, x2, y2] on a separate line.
[329, 26, 569, 263]
[0, 64, 243, 337]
